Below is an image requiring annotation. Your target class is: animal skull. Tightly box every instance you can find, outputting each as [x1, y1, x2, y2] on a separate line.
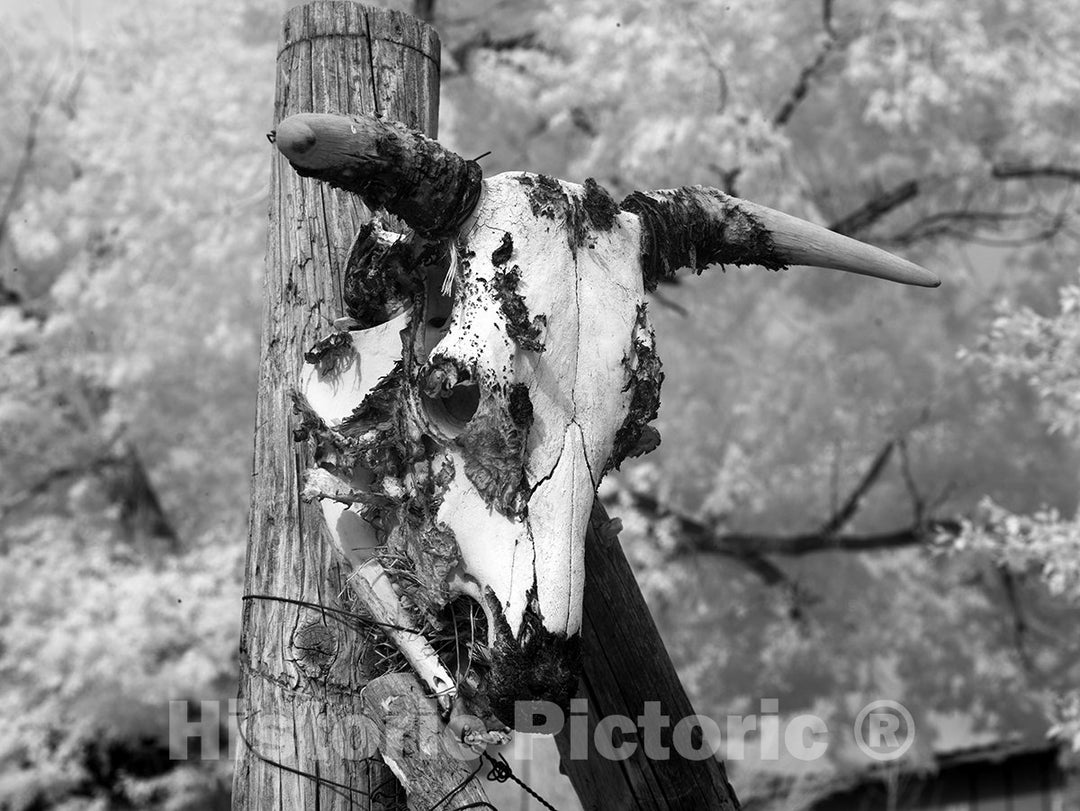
[274, 113, 938, 730]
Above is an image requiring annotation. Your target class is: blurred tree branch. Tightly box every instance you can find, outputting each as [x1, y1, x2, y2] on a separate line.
[0, 441, 178, 552]
[0, 78, 54, 248]
[828, 162, 1080, 247]
[413, 0, 435, 23]
[0, 364, 178, 552]
[674, 518, 963, 557]
[447, 30, 544, 74]
[997, 565, 1034, 673]
[614, 436, 963, 590]
[772, 0, 840, 128]
[817, 437, 895, 536]
[829, 179, 921, 236]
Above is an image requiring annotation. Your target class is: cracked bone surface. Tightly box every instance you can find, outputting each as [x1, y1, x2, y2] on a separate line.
[277, 112, 938, 728]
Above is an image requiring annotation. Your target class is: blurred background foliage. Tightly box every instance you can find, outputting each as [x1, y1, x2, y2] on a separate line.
[1, 0, 1080, 808]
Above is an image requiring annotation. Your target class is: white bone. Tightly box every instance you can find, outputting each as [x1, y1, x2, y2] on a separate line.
[445, 567, 500, 648]
[300, 309, 408, 425]
[427, 173, 645, 639]
[525, 422, 590, 635]
[352, 558, 457, 709]
[436, 450, 523, 620]
[301, 314, 457, 710]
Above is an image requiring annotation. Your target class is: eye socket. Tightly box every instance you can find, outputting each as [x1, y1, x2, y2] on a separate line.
[422, 258, 454, 356]
[444, 382, 480, 424]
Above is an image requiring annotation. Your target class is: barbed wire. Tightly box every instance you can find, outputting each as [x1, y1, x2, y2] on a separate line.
[239, 591, 562, 811]
[483, 752, 559, 811]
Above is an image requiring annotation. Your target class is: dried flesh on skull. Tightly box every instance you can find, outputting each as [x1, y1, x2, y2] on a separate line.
[296, 174, 660, 729]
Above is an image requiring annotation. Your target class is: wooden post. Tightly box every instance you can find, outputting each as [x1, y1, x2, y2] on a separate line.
[554, 502, 741, 810]
[234, 4, 486, 809]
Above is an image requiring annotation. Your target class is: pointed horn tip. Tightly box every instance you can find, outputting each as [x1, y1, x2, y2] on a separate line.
[743, 201, 942, 288]
[819, 257, 941, 288]
[272, 115, 318, 163]
[894, 263, 941, 288]
[887, 256, 941, 288]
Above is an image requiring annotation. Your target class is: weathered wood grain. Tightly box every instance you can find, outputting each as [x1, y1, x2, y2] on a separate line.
[234, 4, 486, 809]
[360, 674, 494, 808]
[554, 501, 742, 810]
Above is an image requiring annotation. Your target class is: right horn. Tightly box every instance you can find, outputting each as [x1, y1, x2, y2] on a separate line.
[271, 113, 482, 239]
[621, 186, 940, 289]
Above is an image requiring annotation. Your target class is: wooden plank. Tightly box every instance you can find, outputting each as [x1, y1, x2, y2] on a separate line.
[233, 4, 487, 809]
[554, 501, 741, 809]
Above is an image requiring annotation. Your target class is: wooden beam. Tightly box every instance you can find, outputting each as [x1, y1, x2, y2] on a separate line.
[554, 502, 741, 810]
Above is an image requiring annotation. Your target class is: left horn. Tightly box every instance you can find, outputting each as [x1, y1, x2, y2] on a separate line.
[271, 113, 482, 239]
[622, 186, 940, 289]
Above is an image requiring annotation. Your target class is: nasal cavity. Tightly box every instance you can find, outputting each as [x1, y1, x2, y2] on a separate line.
[432, 594, 491, 681]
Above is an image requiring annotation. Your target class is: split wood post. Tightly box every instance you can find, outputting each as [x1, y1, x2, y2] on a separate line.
[554, 502, 741, 810]
[233, 4, 486, 809]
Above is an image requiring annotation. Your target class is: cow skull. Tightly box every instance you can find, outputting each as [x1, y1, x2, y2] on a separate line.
[273, 113, 938, 730]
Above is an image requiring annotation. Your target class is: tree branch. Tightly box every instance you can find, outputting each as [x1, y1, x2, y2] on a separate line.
[822, 0, 835, 37]
[1, 441, 178, 551]
[997, 565, 1034, 674]
[615, 432, 965, 627]
[818, 438, 895, 536]
[828, 162, 1080, 242]
[106, 441, 180, 551]
[828, 180, 921, 236]
[684, 519, 962, 557]
[772, 0, 839, 128]
[617, 486, 961, 562]
[447, 30, 544, 73]
[896, 437, 925, 524]
[621, 489, 807, 599]
[648, 287, 690, 317]
[882, 205, 1070, 248]
[0, 460, 108, 517]
[0, 78, 55, 247]
[728, 550, 792, 586]
[0, 277, 23, 307]
[412, 0, 435, 23]
[991, 163, 1080, 183]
